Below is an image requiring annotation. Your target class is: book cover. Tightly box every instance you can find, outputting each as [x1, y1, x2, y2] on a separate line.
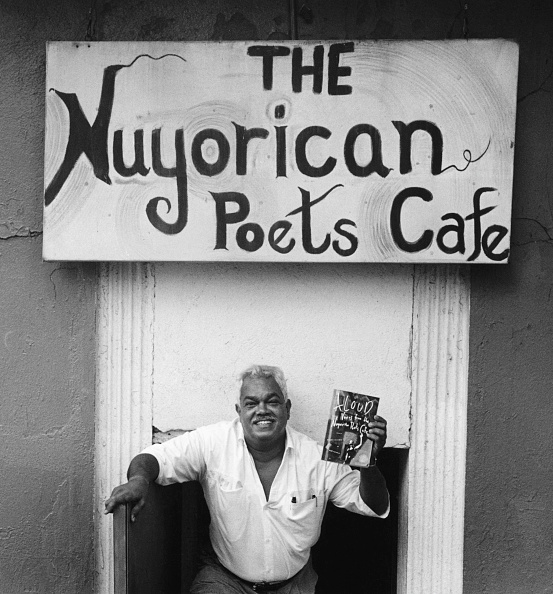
[321, 390, 380, 468]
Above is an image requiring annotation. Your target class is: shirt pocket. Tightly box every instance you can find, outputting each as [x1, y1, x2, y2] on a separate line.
[287, 490, 325, 549]
[206, 471, 249, 542]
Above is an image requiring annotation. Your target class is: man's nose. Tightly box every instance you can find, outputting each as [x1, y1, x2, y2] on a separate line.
[257, 401, 268, 413]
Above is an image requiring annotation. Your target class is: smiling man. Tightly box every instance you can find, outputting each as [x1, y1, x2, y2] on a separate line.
[105, 365, 389, 594]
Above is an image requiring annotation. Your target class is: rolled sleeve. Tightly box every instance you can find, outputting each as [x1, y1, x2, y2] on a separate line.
[142, 429, 207, 485]
[327, 465, 390, 519]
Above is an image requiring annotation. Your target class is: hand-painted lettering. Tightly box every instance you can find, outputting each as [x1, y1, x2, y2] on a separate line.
[210, 184, 357, 257]
[247, 42, 353, 95]
[390, 186, 509, 261]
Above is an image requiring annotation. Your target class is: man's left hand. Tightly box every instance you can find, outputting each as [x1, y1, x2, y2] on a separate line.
[368, 415, 387, 458]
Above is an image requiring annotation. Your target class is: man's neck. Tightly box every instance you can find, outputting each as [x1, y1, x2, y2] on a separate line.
[245, 437, 286, 500]
[245, 437, 286, 464]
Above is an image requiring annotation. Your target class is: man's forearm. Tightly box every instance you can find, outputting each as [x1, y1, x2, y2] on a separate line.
[359, 466, 389, 516]
[127, 453, 160, 484]
[105, 453, 161, 517]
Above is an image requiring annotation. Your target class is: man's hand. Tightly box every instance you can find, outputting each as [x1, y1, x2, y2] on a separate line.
[367, 415, 387, 459]
[104, 453, 160, 521]
[104, 475, 150, 522]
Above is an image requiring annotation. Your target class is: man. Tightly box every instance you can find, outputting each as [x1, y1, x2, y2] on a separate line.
[105, 365, 389, 593]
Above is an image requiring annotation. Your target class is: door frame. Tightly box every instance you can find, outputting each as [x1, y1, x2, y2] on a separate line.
[93, 262, 469, 594]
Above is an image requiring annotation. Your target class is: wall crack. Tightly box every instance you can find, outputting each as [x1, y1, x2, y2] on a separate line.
[513, 216, 553, 245]
[518, 63, 553, 104]
[49, 265, 80, 301]
[0, 229, 43, 240]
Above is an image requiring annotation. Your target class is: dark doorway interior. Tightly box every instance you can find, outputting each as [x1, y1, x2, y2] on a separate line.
[113, 448, 404, 593]
[312, 448, 404, 594]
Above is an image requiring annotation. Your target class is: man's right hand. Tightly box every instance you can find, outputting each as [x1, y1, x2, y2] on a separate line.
[104, 475, 150, 522]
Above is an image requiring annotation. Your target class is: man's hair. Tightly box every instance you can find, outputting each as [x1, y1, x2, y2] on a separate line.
[238, 365, 288, 402]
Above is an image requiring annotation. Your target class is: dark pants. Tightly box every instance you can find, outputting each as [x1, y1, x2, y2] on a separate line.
[190, 555, 318, 594]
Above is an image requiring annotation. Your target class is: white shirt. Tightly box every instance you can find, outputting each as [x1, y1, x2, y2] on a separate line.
[143, 418, 388, 582]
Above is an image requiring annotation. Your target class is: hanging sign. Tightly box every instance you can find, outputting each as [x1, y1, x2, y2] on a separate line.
[43, 40, 518, 262]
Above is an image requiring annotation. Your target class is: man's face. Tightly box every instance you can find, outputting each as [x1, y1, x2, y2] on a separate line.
[236, 376, 291, 451]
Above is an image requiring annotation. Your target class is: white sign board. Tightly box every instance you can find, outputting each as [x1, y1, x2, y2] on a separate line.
[43, 40, 518, 263]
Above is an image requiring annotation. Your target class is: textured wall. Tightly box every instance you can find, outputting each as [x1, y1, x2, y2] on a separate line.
[465, 1, 553, 591]
[0, 1, 98, 592]
[1, 0, 552, 592]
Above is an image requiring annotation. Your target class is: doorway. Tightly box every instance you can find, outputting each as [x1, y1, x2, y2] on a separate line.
[95, 263, 469, 594]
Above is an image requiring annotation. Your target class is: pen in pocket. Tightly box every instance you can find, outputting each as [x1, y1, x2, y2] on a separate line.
[290, 494, 318, 505]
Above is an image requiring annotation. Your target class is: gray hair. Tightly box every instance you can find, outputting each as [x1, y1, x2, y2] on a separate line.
[238, 365, 288, 402]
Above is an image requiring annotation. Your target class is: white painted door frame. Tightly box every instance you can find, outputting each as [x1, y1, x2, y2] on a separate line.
[398, 265, 469, 593]
[93, 263, 469, 594]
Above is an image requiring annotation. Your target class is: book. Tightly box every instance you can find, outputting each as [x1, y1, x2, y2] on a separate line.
[321, 389, 380, 468]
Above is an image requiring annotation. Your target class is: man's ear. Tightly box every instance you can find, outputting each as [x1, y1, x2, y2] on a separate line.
[235, 403, 241, 415]
[286, 399, 291, 419]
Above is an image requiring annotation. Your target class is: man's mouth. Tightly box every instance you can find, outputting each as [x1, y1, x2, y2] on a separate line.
[254, 418, 275, 426]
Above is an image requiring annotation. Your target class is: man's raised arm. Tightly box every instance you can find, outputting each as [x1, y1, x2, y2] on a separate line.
[104, 453, 160, 521]
[359, 415, 389, 516]
[359, 466, 389, 516]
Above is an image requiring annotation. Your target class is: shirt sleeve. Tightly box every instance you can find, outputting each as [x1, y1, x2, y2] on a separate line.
[141, 428, 208, 486]
[326, 463, 390, 519]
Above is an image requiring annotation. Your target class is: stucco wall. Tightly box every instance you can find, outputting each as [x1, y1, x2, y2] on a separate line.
[0, 1, 98, 591]
[465, 2, 553, 591]
[1, 0, 552, 592]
